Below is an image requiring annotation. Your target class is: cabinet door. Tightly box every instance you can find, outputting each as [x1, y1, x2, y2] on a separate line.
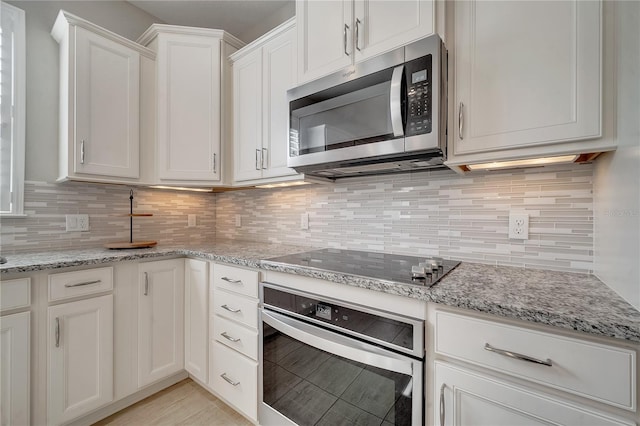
[435, 362, 633, 426]
[233, 49, 264, 182]
[453, 0, 601, 155]
[48, 295, 113, 425]
[157, 34, 221, 182]
[262, 27, 299, 180]
[354, 0, 434, 62]
[75, 27, 140, 178]
[138, 259, 185, 387]
[184, 259, 208, 383]
[297, 0, 353, 83]
[0, 312, 30, 426]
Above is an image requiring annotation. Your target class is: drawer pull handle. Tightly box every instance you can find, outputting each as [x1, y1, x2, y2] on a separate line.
[484, 343, 552, 367]
[55, 317, 61, 348]
[439, 383, 445, 426]
[221, 373, 240, 386]
[144, 272, 149, 296]
[221, 277, 242, 284]
[221, 304, 241, 313]
[64, 279, 101, 288]
[221, 332, 240, 342]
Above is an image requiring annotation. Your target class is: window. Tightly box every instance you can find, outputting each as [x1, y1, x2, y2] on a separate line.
[1, 2, 25, 216]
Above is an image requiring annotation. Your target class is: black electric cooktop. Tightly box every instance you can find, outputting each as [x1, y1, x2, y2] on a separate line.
[265, 248, 460, 287]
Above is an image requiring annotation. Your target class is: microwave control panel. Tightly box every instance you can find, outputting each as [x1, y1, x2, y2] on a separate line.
[405, 54, 432, 137]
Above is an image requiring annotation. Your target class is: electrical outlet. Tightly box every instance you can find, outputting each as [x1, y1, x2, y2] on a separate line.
[509, 212, 529, 240]
[66, 214, 89, 231]
[235, 214, 241, 228]
[65, 215, 77, 232]
[188, 214, 196, 227]
[300, 213, 309, 230]
[77, 214, 89, 231]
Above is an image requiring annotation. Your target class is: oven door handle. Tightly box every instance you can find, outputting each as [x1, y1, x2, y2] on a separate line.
[262, 309, 415, 376]
[389, 64, 405, 138]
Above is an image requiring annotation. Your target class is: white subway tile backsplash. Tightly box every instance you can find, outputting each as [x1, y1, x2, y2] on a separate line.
[215, 163, 595, 273]
[1, 164, 595, 274]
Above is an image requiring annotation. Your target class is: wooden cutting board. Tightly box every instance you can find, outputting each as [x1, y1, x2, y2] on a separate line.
[104, 241, 157, 249]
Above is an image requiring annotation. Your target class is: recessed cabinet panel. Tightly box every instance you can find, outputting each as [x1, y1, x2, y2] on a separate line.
[297, 0, 353, 83]
[138, 260, 185, 387]
[233, 50, 263, 182]
[435, 362, 633, 426]
[157, 35, 221, 181]
[354, 0, 434, 61]
[75, 27, 140, 178]
[0, 312, 30, 426]
[262, 29, 298, 179]
[453, 0, 601, 155]
[48, 295, 113, 425]
[184, 259, 209, 384]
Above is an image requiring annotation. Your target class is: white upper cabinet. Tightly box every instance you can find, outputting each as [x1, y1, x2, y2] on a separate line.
[353, 0, 435, 62]
[297, 0, 434, 83]
[448, 0, 613, 168]
[297, 0, 353, 83]
[232, 20, 299, 183]
[138, 25, 243, 186]
[52, 11, 153, 184]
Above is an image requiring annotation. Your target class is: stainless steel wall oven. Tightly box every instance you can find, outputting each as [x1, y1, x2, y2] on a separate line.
[259, 282, 424, 426]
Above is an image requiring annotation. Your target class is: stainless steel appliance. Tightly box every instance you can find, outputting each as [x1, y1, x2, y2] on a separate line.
[258, 249, 461, 426]
[287, 34, 447, 179]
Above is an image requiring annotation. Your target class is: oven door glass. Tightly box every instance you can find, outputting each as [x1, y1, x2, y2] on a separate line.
[262, 310, 421, 426]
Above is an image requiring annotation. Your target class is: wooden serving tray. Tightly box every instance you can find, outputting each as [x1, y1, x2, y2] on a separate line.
[104, 241, 157, 249]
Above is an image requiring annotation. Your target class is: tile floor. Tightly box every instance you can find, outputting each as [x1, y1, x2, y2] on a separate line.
[93, 379, 252, 426]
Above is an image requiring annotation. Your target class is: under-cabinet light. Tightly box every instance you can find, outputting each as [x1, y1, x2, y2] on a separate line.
[148, 185, 213, 192]
[255, 180, 313, 189]
[466, 155, 579, 171]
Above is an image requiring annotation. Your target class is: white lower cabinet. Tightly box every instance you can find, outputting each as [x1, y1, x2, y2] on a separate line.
[0, 311, 30, 426]
[47, 294, 114, 425]
[184, 259, 209, 384]
[435, 362, 633, 426]
[138, 259, 185, 387]
[210, 341, 258, 421]
[209, 263, 260, 422]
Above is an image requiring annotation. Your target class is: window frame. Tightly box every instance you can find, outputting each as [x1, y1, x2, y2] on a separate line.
[1, 1, 26, 217]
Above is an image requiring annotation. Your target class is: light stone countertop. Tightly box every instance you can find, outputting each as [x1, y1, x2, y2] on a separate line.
[2, 240, 639, 343]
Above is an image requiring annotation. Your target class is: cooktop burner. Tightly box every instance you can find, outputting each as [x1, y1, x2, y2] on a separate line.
[264, 248, 460, 287]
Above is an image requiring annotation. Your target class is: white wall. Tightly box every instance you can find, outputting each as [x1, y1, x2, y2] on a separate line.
[594, 0, 640, 308]
[236, 1, 295, 42]
[6, 1, 162, 182]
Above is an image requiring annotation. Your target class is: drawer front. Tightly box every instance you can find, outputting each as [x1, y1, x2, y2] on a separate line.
[435, 311, 636, 410]
[213, 315, 259, 361]
[49, 267, 114, 302]
[210, 341, 257, 421]
[213, 288, 258, 329]
[0, 278, 31, 311]
[213, 264, 259, 298]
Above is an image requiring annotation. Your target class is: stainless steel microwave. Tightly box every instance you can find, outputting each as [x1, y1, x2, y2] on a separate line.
[287, 34, 447, 179]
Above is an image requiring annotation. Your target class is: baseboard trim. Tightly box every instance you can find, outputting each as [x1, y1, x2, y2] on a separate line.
[67, 371, 189, 426]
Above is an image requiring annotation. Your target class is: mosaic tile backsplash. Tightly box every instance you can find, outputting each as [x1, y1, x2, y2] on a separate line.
[1, 163, 594, 273]
[0, 181, 217, 254]
[216, 164, 595, 273]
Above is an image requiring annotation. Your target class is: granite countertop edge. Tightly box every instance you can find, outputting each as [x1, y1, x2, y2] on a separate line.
[2, 243, 639, 344]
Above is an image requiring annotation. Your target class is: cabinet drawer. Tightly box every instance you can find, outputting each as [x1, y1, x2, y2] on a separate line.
[1, 278, 31, 311]
[213, 288, 258, 329]
[210, 341, 257, 421]
[48, 267, 113, 302]
[213, 315, 258, 361]
[435, 311, 636, 410]
[213, 264, 259, 298]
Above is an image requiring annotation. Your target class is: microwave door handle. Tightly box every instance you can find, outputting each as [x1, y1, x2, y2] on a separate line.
[390, 65, 405, 137]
